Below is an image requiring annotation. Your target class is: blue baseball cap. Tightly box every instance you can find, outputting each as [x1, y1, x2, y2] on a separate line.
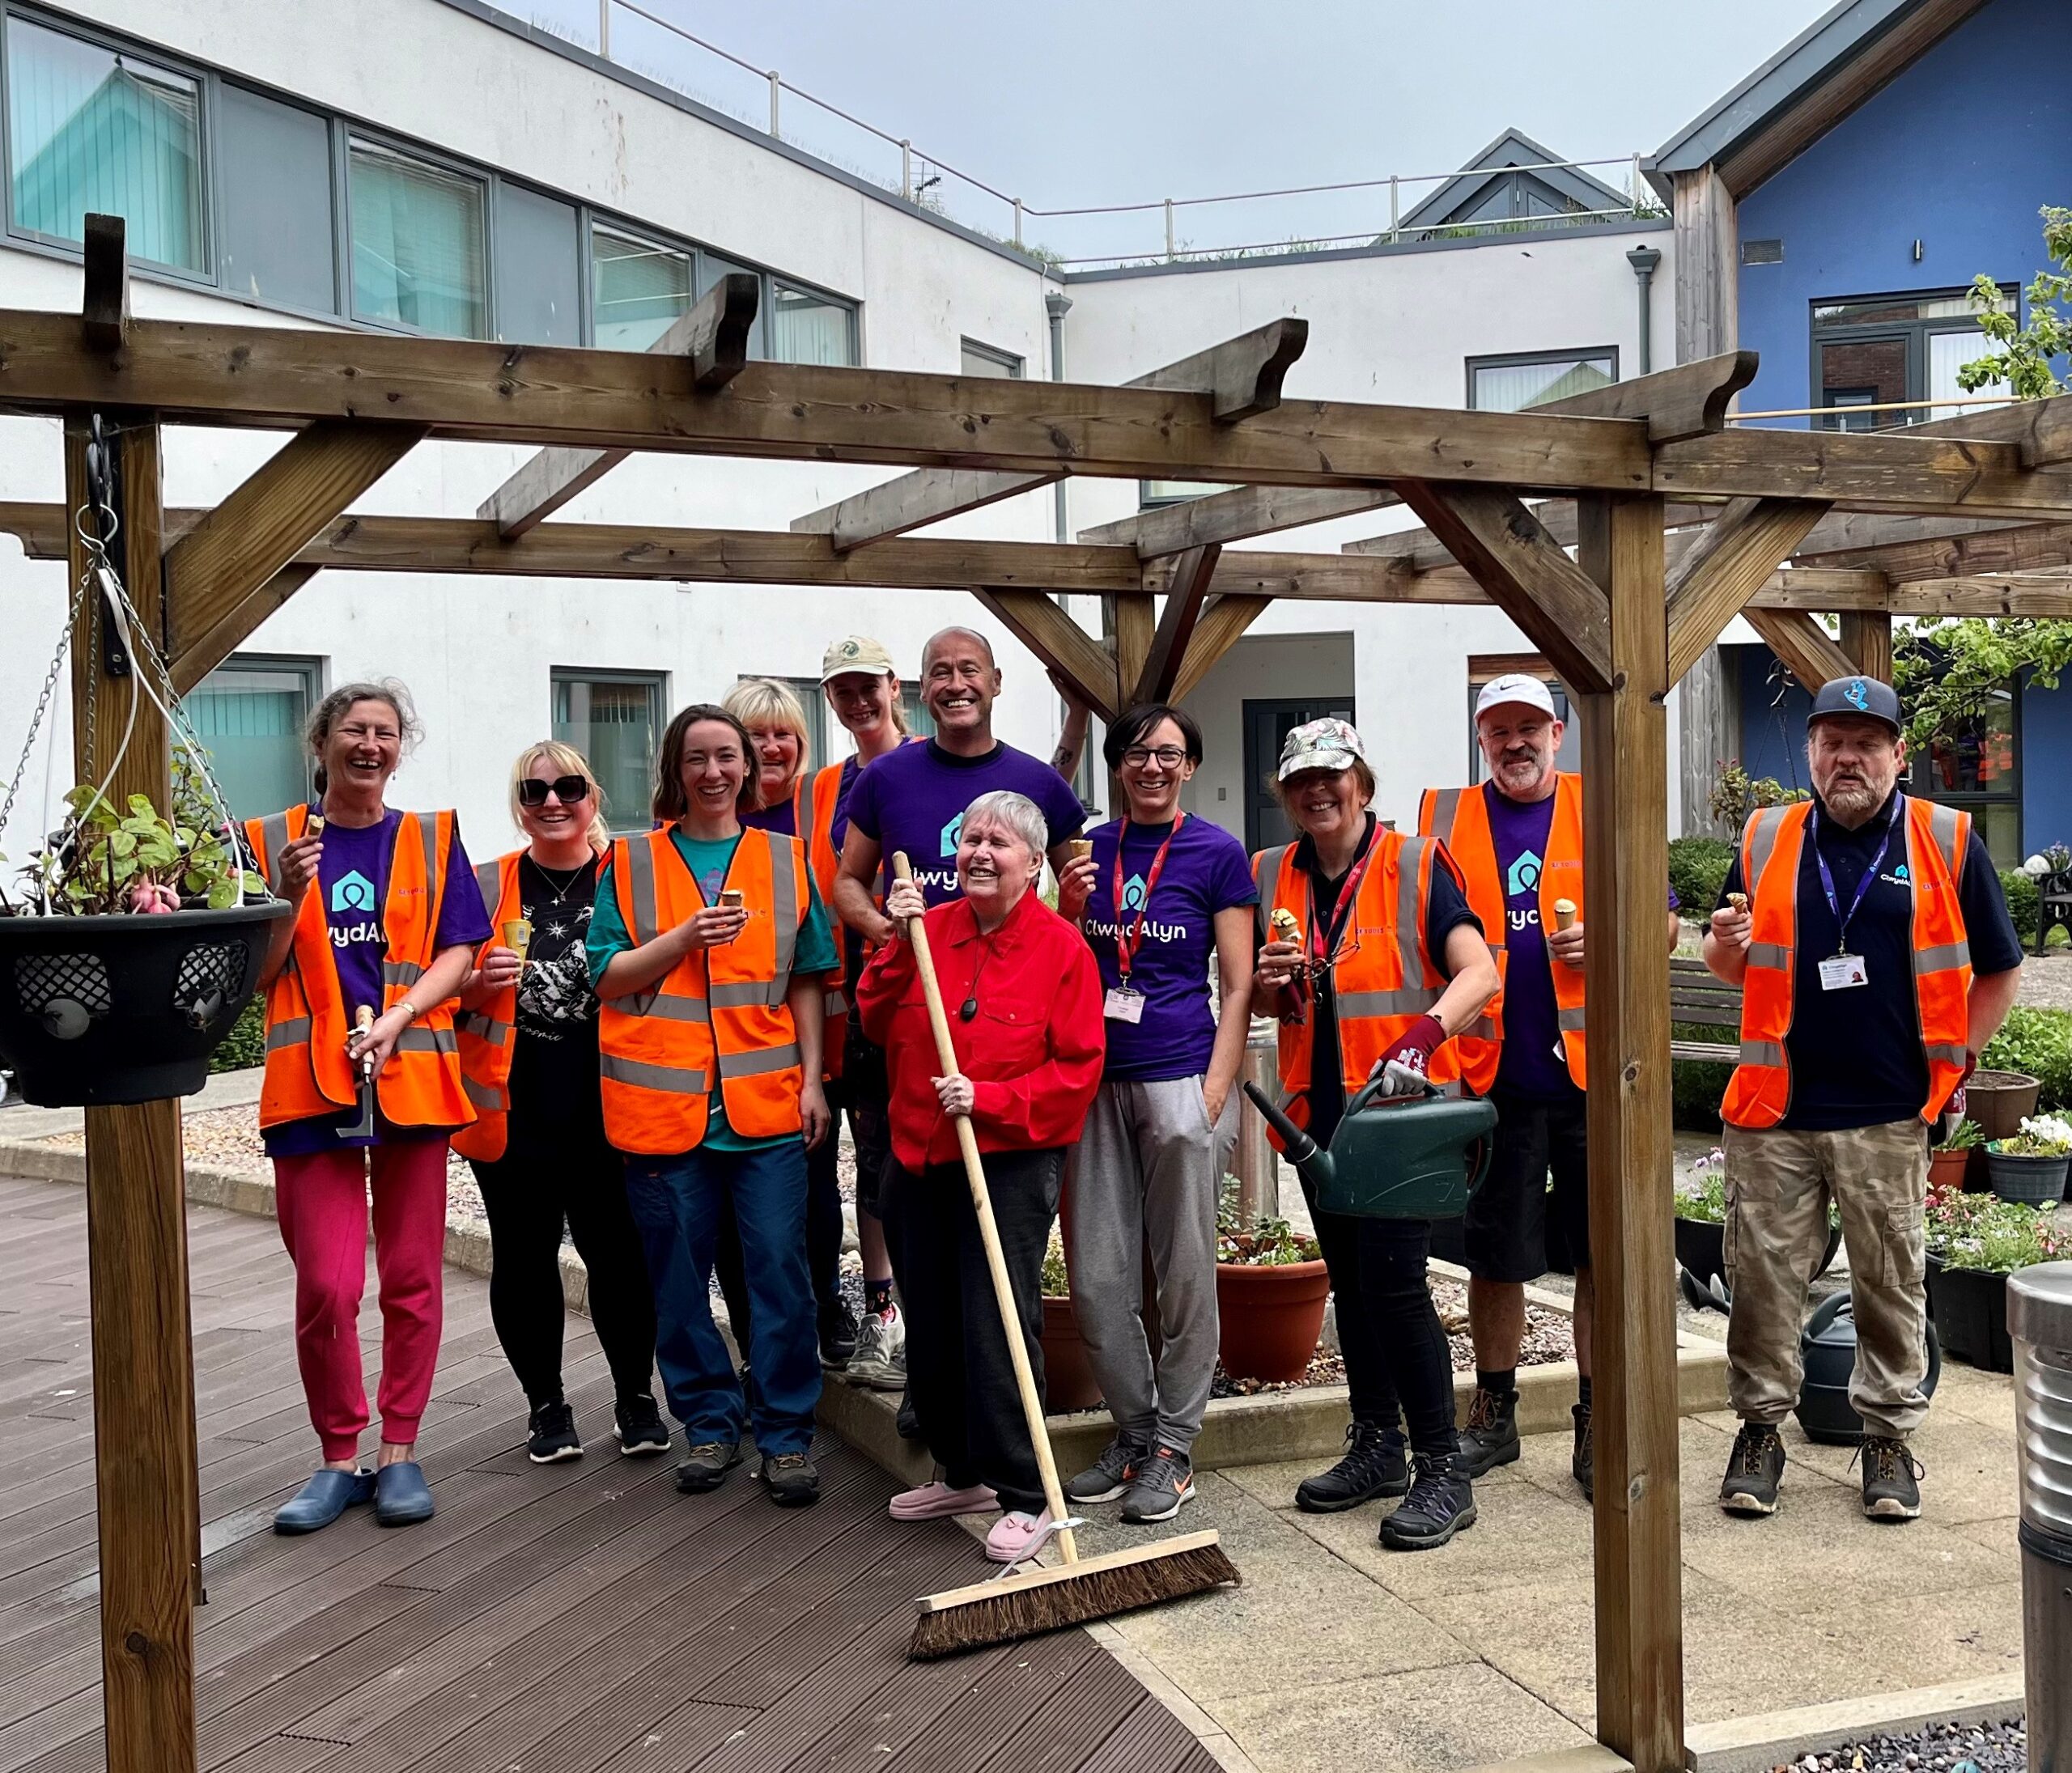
[1808, 675, 1903, 736]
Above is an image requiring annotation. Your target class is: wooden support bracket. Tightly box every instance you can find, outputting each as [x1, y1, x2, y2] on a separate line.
[478, 273, 758, 537]
[971, 588, 1119, 723]
[1663, 498, 1832, 685]
[1171, 593, 1273, 702]
[1743, 606, 1857, 690]
[1132, 543, 1221, 703]
[1391, 481, 1613, 692]
[1839, 610, 1894, 684]
[83, 213, 130, 353]
[1539, 349, 1758, 443]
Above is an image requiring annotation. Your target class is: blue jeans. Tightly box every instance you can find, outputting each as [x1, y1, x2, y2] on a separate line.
[623, 1142, 820, 1457]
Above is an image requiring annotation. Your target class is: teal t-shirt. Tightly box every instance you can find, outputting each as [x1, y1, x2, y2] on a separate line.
[587, 829, 838, 1152]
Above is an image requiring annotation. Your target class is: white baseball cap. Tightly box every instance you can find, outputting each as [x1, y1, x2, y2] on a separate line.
[819, 635, 898, 682]
[1475, 673, 1559, 722]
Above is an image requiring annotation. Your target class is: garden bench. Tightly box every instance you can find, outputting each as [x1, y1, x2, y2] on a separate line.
[1670, 955, 1739, 1067]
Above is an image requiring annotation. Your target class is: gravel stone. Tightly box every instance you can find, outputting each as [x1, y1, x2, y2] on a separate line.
[1790, 1716, 2027, 1773]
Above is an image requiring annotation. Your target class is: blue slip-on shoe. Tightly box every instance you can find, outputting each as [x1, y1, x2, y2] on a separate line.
[274, 1468, 376, 1535]
[373, 1460, 435, 1527]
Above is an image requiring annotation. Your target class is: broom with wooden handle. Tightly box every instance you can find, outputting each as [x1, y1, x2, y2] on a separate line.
[891, 854, 1238, 1661]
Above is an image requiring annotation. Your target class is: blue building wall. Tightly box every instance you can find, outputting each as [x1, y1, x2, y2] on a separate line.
[1734, 0, 2072, 424]
[2024, 674, 2072, 850]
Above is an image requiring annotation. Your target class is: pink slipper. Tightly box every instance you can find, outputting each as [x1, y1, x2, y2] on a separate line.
[984, 1509, 1053, 1563]
[890, 1480, 999, 1521]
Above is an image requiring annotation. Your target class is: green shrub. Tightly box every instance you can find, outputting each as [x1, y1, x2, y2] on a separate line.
[208, 996, 265, 1074]
[1668, 837, 1733, 918]
[2001, 867, 2039, 944]
[1672, 1019, 1734, 1132]
[1982, 1004, 2072, 1110]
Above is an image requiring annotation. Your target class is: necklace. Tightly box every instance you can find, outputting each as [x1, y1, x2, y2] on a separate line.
[959, 930, 997, 1022]
[527, 855, 590, 907]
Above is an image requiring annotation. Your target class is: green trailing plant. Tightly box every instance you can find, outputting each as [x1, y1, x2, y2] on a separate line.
[1215, 1201, 1321, 1266]
[1707, 761, 1807, 832]
[1944, 1118, 1986, 1152]
[11, 783, 241, 916]
[1668, 837, 1733, 918]
[1981, 1005, 2072, 1111]
[1926, 1177, 2066, 1274]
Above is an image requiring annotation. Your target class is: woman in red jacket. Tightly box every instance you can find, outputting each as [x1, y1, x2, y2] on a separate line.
[856, 789, 1104, 1566]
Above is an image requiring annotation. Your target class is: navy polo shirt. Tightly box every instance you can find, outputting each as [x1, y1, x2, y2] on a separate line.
[1717, 792, 2020, 1130]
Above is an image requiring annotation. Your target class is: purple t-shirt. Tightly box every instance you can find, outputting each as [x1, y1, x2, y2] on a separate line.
[742, 797, 797, 837]
[1081, 816, 1257, 1082]
[843, 739, 1086, 906]
[264, 807, 491, 1156]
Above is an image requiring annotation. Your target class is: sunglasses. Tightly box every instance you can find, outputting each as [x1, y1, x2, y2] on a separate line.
[517, 774, 591, 808]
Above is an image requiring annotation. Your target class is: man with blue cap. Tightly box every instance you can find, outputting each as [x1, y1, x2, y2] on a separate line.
[1703, 674, 2022, 1524]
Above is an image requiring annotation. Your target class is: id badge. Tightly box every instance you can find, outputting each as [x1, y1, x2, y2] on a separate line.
[1818, 952, 1868, 991]
[1104, 986, 1146, 1024]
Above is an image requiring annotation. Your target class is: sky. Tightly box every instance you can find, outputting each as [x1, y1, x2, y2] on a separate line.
[524, 0, 1837, 262]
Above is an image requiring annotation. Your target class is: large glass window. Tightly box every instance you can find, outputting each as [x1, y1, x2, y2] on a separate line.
[961, 339, 1024, 379]
[6, 15, 204, 273]
[1913, 678, 2021, 864]
[182, 656, 320, 820]
[771, 280, 856, 366]
[348, 138, 486, 337]
[1467, 349, 1617, 413]
[218, 85, 334, 313]
[552, 670, 664, 834]
[1812, 291, 2014, 431]
[592, 223, 691, 351]
[495, 182, 580, 346]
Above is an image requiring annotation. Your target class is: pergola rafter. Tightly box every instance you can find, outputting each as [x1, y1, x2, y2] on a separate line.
[28, 218, 2072, 1773]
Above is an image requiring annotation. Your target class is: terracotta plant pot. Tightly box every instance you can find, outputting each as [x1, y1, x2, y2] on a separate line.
[1038, 1295, 1103, 1414]
[1927, 1146, 1973, 1190]
[1215, 1258, 1330, 1384]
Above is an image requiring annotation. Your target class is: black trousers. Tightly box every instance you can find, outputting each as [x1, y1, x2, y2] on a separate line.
[887, 1146, 1063, 1515]
[712, 1113, 845, 1356]
[469, 1126, 658, 1410]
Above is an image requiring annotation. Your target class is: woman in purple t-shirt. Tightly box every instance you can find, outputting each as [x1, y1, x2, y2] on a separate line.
[1055, 705, 1258, 1526]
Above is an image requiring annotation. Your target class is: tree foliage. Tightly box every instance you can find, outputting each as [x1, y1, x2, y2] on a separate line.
[1957, 205, 2072, 399]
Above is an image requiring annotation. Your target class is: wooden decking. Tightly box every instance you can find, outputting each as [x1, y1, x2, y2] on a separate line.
[0, 1174, 1218, 1773]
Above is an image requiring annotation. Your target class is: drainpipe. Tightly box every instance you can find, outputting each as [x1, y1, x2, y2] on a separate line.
[1045, 290, 1072, 541]
[1626, 245, 1662, 377]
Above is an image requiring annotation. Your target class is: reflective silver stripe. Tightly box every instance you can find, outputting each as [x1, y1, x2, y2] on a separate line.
[1395, 834, 1433, 983]
[1739, 1039, 1785, 1067]
[396, 1025, 457, 1055]
[1915, 941, 1970, 974]
[623, 837, 659, 947]
[1254, 845, 1290, 944]
[619, 995, 711, 1024]
[1556, 1006, 1587, 1032]
[462, 1013, 513, 1046]
[1747, 942, 1790, 970]
[462, 1074, 506, 1110]
[796, 770, 816, 852]
[601, 1052, 708, 1093]
[1925, 1043, 1971, 1066]
[720, 1041, 802, 1079]
[382, 961, 424, 986]
[474, 857, 503, 908]
[1424, 787, 1462, 840]
[1464, 1014, 1498, 1041]
[257, 811, 293, 884]
[1338, 988, 1443, 1017]
[1921, 798, 1968, 881]
[711, 980, 783, 1009]
[766, 832, 801, 983]
[265, 1015, 311, 1051]
[1743, 804, 1790, 895]
[823, 988, 847, 1016]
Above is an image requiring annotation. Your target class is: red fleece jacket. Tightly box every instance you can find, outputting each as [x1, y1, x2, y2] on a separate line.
[856, 889, 1104, 1172]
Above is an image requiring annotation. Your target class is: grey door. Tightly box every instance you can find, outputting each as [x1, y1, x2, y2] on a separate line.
[1244, 697, 1355, 853]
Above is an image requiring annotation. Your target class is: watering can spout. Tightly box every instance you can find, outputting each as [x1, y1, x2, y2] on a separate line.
[1241, 1082, 1334, 1192]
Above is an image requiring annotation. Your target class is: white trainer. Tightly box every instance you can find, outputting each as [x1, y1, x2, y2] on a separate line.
[847, 1303, 907, 1390]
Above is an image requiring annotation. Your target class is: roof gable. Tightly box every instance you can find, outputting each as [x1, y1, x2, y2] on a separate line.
[1396, 128, 1629, 236]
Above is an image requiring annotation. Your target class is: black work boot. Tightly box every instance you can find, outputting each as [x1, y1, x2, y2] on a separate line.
[1379, 1448, 1477, 1550]
[1718, 1422, 1786, 1516]
[1457, 1385, 1521, 1478]
[1572, 1404, 1594, 1502]
[1295, 1421, 1409, 1512]
[1858, 1436, 1923, 1522]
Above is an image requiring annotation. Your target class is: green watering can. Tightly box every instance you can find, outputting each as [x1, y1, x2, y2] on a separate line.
[1242, 1078, 1497, 1219]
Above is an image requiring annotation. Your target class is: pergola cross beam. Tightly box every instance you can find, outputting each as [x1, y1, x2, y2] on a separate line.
[1743, 606, 1858, 689]
[970, 587, 1119, 723]
[1664, 497, 1833, 685]
[1132, 543, 1221, 704]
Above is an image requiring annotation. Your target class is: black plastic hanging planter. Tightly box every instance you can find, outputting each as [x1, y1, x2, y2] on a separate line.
[0, 898, 291, 1106]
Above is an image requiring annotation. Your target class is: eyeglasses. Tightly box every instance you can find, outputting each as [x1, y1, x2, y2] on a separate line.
[1120, 745, 1189, 767]
[517, 774, 591, 807]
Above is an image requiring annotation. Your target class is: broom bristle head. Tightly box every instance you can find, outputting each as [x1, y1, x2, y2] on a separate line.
[908, 1541, 1239, 1661]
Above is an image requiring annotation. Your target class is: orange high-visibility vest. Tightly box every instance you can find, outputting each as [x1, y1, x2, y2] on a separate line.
[1417, 774, 1584, 1092]
[244, 805, 474, 1133]
[452, 850, 522, 1163]
[1722, 796, 1975, 1129]
[1251, 827, 1455, 1135]
[792, 762, 850, 1082]
[597, 825, 810, 1155]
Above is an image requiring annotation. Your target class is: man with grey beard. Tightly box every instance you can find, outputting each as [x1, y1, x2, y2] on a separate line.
[1704, 677, 2021, 1524]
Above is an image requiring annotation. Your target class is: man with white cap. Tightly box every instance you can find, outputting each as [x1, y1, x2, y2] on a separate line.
[1418, 673, 1680, 1500]
[1705, 675, 2021, 1523]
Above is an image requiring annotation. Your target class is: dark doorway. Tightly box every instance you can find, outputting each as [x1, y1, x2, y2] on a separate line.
[1243, 696, 1356, 852]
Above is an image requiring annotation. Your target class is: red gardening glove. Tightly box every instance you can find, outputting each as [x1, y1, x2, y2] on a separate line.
[1371, 1014, 1445, 1097]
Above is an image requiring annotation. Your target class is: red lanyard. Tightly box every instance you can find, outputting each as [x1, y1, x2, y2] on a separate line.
[1306, 824, 1378, 973]
[1112, 812, 1186, 986]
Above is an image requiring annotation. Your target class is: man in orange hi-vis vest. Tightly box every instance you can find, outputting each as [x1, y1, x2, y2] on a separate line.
[1705, 676, 2021, 1526]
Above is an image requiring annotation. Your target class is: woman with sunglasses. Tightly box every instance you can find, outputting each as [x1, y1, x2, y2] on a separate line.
[455, 744, 668, 1465]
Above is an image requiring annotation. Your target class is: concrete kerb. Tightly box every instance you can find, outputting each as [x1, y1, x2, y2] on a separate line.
[1681, 1673, 2027, 1773]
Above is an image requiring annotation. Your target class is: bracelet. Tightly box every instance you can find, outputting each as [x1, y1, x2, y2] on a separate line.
[397, 999, 420, 1022]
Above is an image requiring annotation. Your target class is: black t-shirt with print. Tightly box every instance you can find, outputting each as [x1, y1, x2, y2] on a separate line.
[506, 853, 605, 1144]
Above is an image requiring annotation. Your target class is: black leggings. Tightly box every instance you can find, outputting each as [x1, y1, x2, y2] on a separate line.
[469, 1131, 658, 1410]
[712, 1121, 844, 1355]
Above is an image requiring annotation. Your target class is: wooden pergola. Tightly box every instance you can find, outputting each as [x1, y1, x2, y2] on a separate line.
[15, 219, 2072, 1773]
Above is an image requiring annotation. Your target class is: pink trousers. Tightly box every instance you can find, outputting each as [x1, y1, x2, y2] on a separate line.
[273, 1140, 448, 1461]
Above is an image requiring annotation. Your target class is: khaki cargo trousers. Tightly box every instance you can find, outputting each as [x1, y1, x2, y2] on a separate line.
[1721, 1118, 1931, 1440]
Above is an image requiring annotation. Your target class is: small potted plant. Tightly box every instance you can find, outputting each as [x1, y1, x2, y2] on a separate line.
[1675, 1149, 1841, 1306]
[0, 759, 287, 1106]
[1929, 1118, 1984, 1190]
[1985, 1112, 2072, 1206]
[1214, 1198, 1328, 1384]
[1925, 1179, 2066, 1371]
[1037, 1225, 1103, 1414]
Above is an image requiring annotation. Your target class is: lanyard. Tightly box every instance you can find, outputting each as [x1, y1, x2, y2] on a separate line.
[1306, 818, 1378, 975]
[1113, 812, 1186, 985]
[1811, 793, 1901, 955]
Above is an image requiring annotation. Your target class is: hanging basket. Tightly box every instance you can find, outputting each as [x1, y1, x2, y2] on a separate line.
[0, 899, 290, 1106]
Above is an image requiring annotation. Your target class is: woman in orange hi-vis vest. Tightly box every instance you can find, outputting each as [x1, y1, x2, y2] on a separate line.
[453, 742, 665, 1467]
[1251, 719, 1497, 1554]
[588, 704, 839, 1509]
[245, 681, 490, 1537]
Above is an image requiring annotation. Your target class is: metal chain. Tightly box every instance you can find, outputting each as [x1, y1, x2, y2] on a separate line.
[0, 554, 96, 848]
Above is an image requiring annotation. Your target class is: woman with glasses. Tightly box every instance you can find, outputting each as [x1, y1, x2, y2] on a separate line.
[1252, 718, 1498, 1552]
[1052, 705, 1257, 1526]
[454, 743, 668, 1465]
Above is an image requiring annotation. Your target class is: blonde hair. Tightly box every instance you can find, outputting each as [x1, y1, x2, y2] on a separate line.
[509, 740, 610, 851]
[724, 677, 812, 804]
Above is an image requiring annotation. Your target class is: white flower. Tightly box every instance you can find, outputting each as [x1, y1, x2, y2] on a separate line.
[2023, 854, 2053, 876]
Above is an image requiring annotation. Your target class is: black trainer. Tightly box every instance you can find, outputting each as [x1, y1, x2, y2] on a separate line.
[1858, 1435, 1923, 1522]
[1458, 1386, 1520, 1478]
[1065, 1433, 1147, 1505]
[819, 1298, 860, 1369]
[613, 1393, 671, 1458]
[525, 1400, 582, 1465]
[1295, 1422, 1409, 1512]
[674, 1440, 742, 1494]
[1572, 1404, 1594, 1502]
[761, 1451, 821, 1508]
[1379, 1449, 1477, 1551]
[1719, 1422, 1785, 1516]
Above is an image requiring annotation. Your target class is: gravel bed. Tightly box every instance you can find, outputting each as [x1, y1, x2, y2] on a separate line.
[1790, 1716, 2027, 1773]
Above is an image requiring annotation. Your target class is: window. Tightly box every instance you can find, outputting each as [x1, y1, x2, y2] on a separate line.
[592, 223, 691, 352]
[182, 655, 320, 819]
[218, 86, 334, 313]
[961, 338, 1024, 379]
[771, 279, 856, 366]
[1912, 677, 2021, 865]
[1467, 349, 1617, 413]
[899, 683, 936, 742]
[348, 137, 486, 337]
[1812, 291, 2014, 431]
[1140, 481, 1239, 509]
[1466, 655, 1581, 783]
[552, 670, 664, 834]
[6, 15, 205, 273]
[495, 182, 580, 346]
